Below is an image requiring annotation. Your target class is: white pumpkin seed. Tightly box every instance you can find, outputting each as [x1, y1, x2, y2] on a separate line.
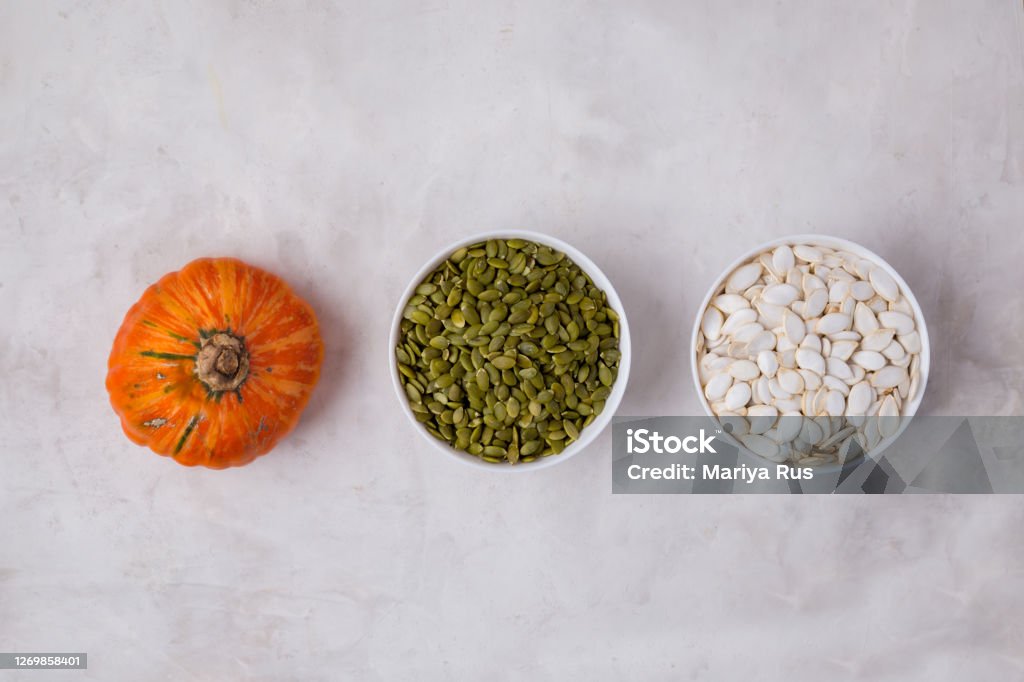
[908, 373, 920, 403]
[816, 313, 852, 335]
[829, 280, 851, 303]
[820, 425, 855, 449]
[795, 348, 825, 376]
[726, 262, 763, 293]
[830, 267, 854, 282]
[899, 331, 922, 354]
[720, 415, 750, 437]
[757, 350, 779, 378]
[726, 339, 748, 355]
[799, 417, 824, 445]
[814, 415, 833, 439]
[870, 365, 908, 390]
[777, 368, 805, 394]
[799, 333, 822, 353]
[878, 395, 900, 438]
[881, 340, 906, 361]
[867, 296, 888, 313]
[774, 398, 802, 413]
[847, 381, 873, 415]
[746, 331, 778, 355]
[869, 267, 899, 302]
[793, 244, 823, 263]
[825, 390, 846, 417]
[775, 416, 803, 443]
[890, 296, 914, 315]
[747, 405, 778, 433]
[712, 294, 750, 314]
[739, 433, 782, 461]
[830, 340, 858, 361]
[733, 322, 765, 343]
[728, 360, 760, 381]
[861, 328, 896, 352]
[799, 369, 822, 392]
[755, 376, 773, 405]
[852, 259, 872, 279]
[823, 374, 850, 395]
[725, 383, 752, 410]
[826, 357, 853, 380]
[720, 308, 758, 336]
[850, 280, 875, 301]
[705, 373, 733, 401]
[768, 377, 792, 400]
[802, 288, 829, 319]
[783, 309, 806, 344]
[775, 335, 797, 353]
[701, 307, 724, 341]
[755, 301, 786, 328]
[877, 311, 915, 335]
[762, 283, 800, 306]
[853, 302, 879, 336]
[772, 245, 795, 276]
[851, 350, 886, 371]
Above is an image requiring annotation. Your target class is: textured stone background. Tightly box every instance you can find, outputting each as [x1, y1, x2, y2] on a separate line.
[2, 1, 1023, 679]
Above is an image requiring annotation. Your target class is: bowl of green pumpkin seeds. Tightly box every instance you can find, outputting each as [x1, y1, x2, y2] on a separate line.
[390, 230, 631, 470]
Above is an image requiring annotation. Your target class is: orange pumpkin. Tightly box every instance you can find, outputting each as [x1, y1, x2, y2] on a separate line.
[106, 258, 324, 468]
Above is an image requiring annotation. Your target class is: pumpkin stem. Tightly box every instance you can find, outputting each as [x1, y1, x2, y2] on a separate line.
[195, 332, 249, 392]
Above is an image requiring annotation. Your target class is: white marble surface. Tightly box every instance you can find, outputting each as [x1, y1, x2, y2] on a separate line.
[2, 1, 1024, 679]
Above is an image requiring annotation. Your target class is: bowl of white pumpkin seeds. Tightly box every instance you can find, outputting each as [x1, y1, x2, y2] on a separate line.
[391, 230, 631, 470]
[692, 235, 929, 470]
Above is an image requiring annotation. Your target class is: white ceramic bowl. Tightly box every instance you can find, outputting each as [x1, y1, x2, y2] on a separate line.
[690, 234, 930, 470]
[390, 230, 631, 472]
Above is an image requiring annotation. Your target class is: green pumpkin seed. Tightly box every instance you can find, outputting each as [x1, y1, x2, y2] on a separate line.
[520, 440, 542, 456]
[491, 355, 517, 370]
[478, 289, 502, 302]
[405, 309, 432, 325]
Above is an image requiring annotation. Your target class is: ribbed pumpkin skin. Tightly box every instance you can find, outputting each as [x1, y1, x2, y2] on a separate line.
[106, 258, 323, 468]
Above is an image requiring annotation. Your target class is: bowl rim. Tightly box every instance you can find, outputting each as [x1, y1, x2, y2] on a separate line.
[389, 229, 632, 473]
[689, 233, 931, 474]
